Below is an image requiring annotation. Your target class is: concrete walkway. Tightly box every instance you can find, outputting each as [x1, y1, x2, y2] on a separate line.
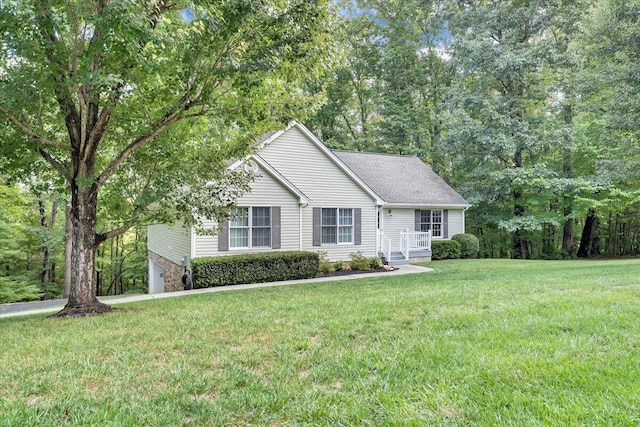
[0, 264, 433, 319]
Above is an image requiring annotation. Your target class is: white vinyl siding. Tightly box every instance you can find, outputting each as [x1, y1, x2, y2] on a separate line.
[382, 209, 416, 244]
[195, 164, 300, 256]
[447, 209, 465, 236]
[147, 223, 191, 265]
[260, 126, 377, 261]
[381, 208, 466, 242]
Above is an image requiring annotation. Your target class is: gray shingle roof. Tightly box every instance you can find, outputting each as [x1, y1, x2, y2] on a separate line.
[333, 150, 469, 206]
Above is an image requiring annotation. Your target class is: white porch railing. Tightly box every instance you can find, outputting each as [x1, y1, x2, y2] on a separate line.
[400, 229, 432, 260]
[378, 230, 432, 261]
[379, 231, 392, 261]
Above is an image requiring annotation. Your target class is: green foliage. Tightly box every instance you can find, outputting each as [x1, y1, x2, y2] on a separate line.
[333, 260, 345, 272]
[452, 234, 480, 259]
[192, 252, 319, 288]
[123, 284, 148, 295]
[0, 182, 64, 298]
[317, 251, 335, 274]
[0, 0, 336, 309]
[431, 240, 461, 260]
[369, 257, 382, 269]
[0, 276, 42, 303]
[309, 0, 451, 164]
[96, 230, 149, 296]
[348, 251, 372, 271]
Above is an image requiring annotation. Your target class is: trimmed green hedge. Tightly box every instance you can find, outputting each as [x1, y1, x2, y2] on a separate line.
[431, 240, 461, 260]
[191, 251, 319, 288]
[452, 233, 480, 259]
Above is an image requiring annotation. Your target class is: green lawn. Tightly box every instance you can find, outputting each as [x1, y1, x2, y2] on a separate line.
[1, 259, 640, 426]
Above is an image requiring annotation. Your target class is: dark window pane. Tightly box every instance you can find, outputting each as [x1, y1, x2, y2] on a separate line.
[338, 226, 352, 243]
[252, 228, 271, 247]
[339, 208, 352, 226]
[322, 226, 337, 244]
[230, 207, 249, 227]
[230, 228, 249, 248]
[252, 207, 270, 227]
[322, 208, 337, 226]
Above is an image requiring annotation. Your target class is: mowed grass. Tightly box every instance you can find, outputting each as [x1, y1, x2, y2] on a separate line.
[1, 259, 640, 426]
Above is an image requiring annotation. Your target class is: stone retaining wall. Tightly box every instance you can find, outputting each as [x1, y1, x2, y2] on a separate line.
[148, 251, 184, 292]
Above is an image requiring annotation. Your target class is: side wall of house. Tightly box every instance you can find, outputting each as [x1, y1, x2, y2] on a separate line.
[259, 126, 378, 261]
[381, 208, 466, 243]
[447, 209, 465, 237]
[147, 223, 191, 265]
[147, 223, 191, 292]
[194, 164, 301, 256]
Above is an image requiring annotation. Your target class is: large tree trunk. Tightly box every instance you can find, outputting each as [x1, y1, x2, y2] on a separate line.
[512, 148, 529, 259]
[63, 203, 72, 298]
[562, 212, 574, 257]
[56, 183, 111, 316]
[577, 209, 599, 258]
[561, 102, 575, 257]
[561, 146, 574, 256]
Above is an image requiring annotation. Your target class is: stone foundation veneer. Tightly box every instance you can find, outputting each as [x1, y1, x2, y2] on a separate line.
[148, 251, 184, 292]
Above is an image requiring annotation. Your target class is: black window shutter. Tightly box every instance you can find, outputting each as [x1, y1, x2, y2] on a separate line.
[415, 209, 421, 231]
[271, 207, 281, 249]
[218, 220, 229, 251]
[354, 208, 361, 245]
[312, 207, 321, 246]
[443, 210, 449, 238]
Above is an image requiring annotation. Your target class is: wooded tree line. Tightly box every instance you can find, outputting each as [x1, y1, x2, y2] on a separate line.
[306, 0, 640, 259]
[0, 178, 147, 302]
[1, 0, 638, 307]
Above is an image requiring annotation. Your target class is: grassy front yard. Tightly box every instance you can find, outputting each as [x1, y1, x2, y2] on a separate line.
[1, 259, 639, 426]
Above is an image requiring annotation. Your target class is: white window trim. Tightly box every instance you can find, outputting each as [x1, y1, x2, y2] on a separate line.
[421, 209, 443, 239]
[321, 208, 354, 245]
[229, 206, 272, 249]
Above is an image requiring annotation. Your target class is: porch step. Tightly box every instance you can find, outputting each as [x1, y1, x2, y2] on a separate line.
[379, 249, 432, 265]
[379, 251, 409, 265]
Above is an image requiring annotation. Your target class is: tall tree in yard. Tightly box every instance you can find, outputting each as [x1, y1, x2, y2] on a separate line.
[575, 0, 640, 257]
[0, 1, 333, 315]
[307, 8, 381, 150]
[310, 0, 453, 172]
[444, 0, 564, 259]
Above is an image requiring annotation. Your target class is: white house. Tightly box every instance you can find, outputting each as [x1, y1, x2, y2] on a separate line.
[147, 122, 470, 293]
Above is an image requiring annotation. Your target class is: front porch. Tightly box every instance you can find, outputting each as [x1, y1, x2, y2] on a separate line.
[378, 230, 432, 265]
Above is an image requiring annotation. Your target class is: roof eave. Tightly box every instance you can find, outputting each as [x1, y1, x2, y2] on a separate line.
[382, 202, 472, 209]
[251, 155, 312, 204]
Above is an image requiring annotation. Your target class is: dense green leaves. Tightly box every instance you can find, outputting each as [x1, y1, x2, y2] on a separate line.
[1, 0, 336, 310]
[192, 251, 320, 287]
[309, 0, 640, 259]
